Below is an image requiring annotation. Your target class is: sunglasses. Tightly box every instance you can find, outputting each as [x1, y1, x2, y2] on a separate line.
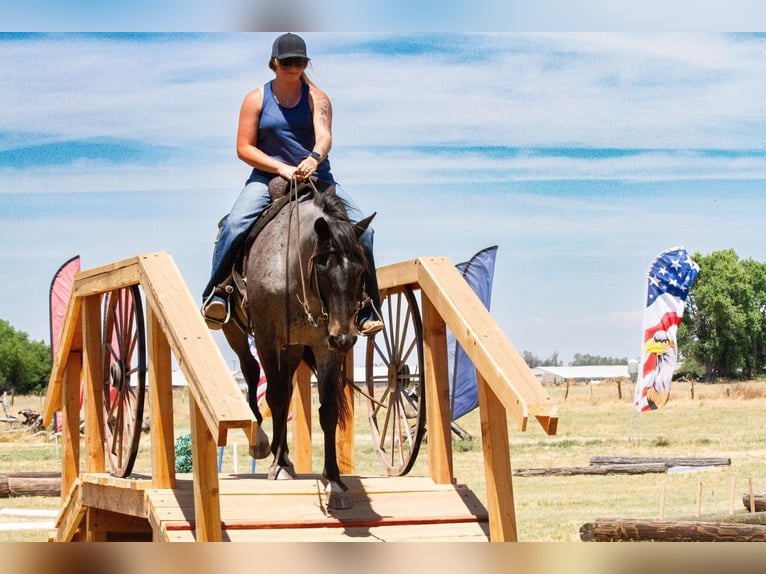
[278, 57, 308, 69]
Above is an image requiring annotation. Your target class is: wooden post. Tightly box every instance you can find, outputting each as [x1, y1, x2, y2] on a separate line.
[336, 350, 355, 474]
[293, 361, 313, 474]
[148, 306, 176, 489]
[61, 352, 82, 498]
[421, 297, 453, 484]
[749, 478, 756, 513]
[86, 508, 107, 542]
[477, 372, 517, 542]
[82, 295, 105, 473]
[190, 399, 221, 542]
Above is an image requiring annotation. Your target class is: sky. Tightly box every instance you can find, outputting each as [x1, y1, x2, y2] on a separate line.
[3, 30, 766, 369]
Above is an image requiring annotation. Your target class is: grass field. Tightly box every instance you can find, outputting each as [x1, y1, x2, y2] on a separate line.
[2, 378, 765, 542]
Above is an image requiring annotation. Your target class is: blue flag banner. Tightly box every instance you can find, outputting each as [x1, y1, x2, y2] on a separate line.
[447, 246, 498, 421]
[633, 246, 699, 412]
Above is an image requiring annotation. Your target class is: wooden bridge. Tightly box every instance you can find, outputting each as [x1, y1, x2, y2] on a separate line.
[43, 252, 557, 542]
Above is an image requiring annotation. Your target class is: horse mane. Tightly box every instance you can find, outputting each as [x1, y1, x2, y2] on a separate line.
[312, 189, 367, 268]
[308, 189, 368, 431]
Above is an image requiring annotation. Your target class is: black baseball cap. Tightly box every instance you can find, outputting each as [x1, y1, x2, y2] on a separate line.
[271, 33, 309, 60]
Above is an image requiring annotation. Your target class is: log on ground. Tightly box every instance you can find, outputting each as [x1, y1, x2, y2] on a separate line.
[742, 490, 766, 513]
[580, 518, 766, 542]
[513, 463, 668, 477]
[589, 456, 731, 467]
[0, 472, 61, 498]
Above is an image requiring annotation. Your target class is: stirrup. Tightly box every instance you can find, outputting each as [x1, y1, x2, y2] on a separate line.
[201, 292, 230, 330]
[359, 319, 384, 336]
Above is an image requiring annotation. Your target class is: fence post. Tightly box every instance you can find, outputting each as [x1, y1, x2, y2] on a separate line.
[148, 306, 176, 489]
[477, 373, 517, 542]
[190, 400, 222, 541]
[422, 297, 453, 485]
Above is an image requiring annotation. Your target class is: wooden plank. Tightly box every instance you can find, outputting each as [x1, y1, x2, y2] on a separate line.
[82, 295, 105, 474]
[61, 352, 82, 498]
[144, 476, 487, 542]
[421, 297, 453, 485]
[477, 373, 517, 542]
[81, 481, 147, 518]
[138, 252, 255, 445]
[293, 362, 313, 473]
[54, 480, 85, 542]
[147, 306, 176, 489]
[146, 478, 485, 526]
[376, 259, 420, 292]
[72, 255, 141, 297]
[415, 257, 557, 434]
[189, 399, 222, 542]
[81, 473, 153, 490]
[184, 474, 473, 496]
[337, 350, 355, 474]
[149, 491, 485, 533]
[164, 521, 489, 542]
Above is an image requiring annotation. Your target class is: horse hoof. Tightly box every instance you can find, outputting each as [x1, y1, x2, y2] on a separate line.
[275, 468, 294, 480]
[268, 464, 296, 480]
[249, 429, 271, 460]
[325, 482, 352, 510]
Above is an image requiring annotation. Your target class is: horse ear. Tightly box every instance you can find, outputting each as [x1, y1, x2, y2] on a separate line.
[314, 217, 331, 239]
[354, 212, 376, 238]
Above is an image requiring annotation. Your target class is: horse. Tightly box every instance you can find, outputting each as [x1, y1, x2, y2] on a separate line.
[221, 179, 374, 510]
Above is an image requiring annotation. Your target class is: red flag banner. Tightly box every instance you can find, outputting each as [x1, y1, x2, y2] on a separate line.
[49, 255, 80, 362]
[49, 255, 80, 432]
[633, 247, 699, 412]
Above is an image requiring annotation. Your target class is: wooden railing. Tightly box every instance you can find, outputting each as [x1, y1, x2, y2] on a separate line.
[43, 252, 557, 542]
[375, 256, 558, 541]
[43, 252, 257, 541]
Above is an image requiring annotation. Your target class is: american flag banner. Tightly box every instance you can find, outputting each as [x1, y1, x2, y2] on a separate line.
[633, 246, 700, 412]
[248, 334, 269, 410]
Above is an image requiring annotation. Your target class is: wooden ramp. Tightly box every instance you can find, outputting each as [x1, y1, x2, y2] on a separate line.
[66, 473, 488, 542]
[44, 252, 557, 542]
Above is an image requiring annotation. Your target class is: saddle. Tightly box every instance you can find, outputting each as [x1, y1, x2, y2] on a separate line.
[213, 176, 336, 331]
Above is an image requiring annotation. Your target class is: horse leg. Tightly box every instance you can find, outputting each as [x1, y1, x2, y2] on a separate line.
[260, 347, 302, 480]
[316, 352, 352, 510]
[221, 322, 270, 459]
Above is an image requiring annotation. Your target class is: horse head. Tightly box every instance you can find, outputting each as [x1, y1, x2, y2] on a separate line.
[312, 208, 375, 353]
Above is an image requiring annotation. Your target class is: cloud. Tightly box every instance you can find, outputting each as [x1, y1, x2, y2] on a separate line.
[2, 32, 766, 365]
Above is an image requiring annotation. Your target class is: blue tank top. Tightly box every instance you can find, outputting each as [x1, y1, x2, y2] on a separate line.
[247, 81, 334, 185]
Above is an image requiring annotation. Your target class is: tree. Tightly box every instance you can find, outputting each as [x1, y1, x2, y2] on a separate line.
[522, 350, 541, 368]
[678, 250, 766, 380]
[522, 351, 562, 368]
[570, 353, 628, 366]
[0, 319, 51, 395]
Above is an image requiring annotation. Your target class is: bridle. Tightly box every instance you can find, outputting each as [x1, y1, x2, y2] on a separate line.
[285, 177, 364, 334]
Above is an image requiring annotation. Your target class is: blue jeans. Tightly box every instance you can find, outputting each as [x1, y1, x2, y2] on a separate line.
[203, 180, 381, 323]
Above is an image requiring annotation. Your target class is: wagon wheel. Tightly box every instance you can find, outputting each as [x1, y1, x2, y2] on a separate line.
[365, 286, 426, 476]
[102, 285, 147, 478]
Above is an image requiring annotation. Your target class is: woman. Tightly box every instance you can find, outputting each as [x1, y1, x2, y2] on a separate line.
[202, 33, 383, 335]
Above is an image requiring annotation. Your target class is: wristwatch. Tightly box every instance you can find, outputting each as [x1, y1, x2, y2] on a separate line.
[309, 151, 321, 161]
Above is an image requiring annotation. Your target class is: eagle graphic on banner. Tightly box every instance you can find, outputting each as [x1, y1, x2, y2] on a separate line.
[634, 246, 699, 412]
